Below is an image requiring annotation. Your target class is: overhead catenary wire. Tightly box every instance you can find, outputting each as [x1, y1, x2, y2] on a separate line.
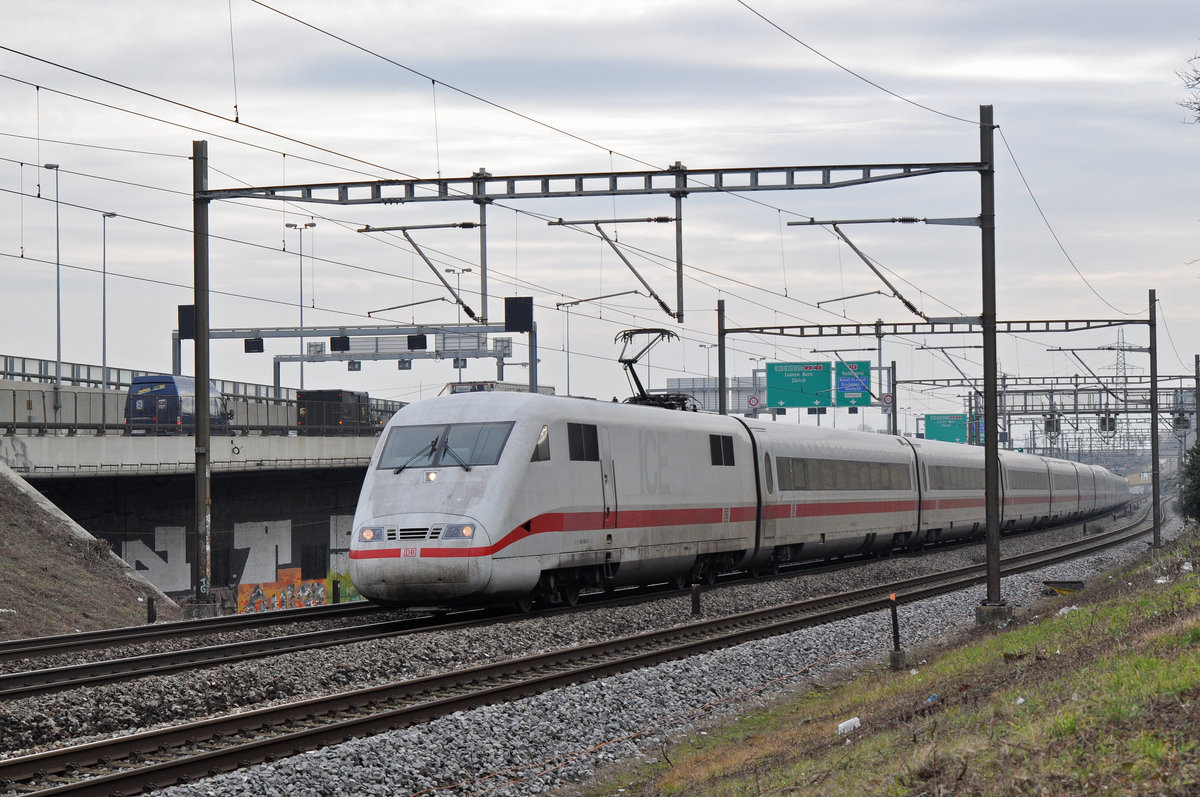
[997, 128, 1140, 317]
[0, 45, 422, 180]
[0, 61, 936, 333]
[226, 0, 240, 123]
[0, 144, 1047, 396]
[0, 41, 973, 335]
[0, 19, 1098, 407]
[737, 0, 1139, 323]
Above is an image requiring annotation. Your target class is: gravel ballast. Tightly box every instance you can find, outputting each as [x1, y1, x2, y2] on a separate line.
[2, 510, 1179, 796]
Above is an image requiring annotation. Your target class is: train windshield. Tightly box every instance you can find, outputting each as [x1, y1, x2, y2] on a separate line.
[377, 421, 515, 470]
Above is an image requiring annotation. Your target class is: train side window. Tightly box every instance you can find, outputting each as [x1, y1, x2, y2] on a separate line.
[763, 453, 774, 494]
[568, 422, 599, 461]
[777, 457, 792, 491]
[530, 425, 551, 462]
[793, 458, 807, 490]
[709, 434, 735, 466]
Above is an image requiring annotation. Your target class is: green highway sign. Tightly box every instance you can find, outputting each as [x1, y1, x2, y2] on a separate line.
[835, 361, 871, 406]
[924, 413, 969, 443]
[766, 362, 832, 407]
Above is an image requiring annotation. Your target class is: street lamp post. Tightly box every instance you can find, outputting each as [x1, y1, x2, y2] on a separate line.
[445, 267, 472, 382]
[286, 221, 316, 389]
[44, 164, 61, 412]
[699, 342, 718, 411]
[101, 211, 116, 432]
[699, 343, 717, 378]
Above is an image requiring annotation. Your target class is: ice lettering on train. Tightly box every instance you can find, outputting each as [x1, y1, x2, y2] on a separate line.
[638, 429, 671, 495]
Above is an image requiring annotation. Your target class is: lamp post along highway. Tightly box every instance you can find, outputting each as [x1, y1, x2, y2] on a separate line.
[101, 212, 116, 432]
[445, 267, 472, 382]
[44, 163, 61, 412]
[286, 221, 316, 389]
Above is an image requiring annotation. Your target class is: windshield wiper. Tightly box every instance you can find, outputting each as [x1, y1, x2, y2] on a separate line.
[439, 441, 473, 472]
[394, 439, 437, 474]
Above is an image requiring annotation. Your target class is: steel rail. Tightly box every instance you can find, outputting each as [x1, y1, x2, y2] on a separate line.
[0, 600, 386, 664]
[0, 507, 1153, 796]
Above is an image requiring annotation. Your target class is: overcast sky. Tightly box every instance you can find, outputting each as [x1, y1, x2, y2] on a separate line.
[1, 0, 1197, 434]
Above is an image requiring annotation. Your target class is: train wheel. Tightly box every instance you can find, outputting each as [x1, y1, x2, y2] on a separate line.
[671, 573, 689, 590]
[515, 593, 534, 614]
[561, 584, 581, 607]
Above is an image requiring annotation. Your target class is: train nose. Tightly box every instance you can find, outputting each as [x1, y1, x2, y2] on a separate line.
[348, 516, 493, 606]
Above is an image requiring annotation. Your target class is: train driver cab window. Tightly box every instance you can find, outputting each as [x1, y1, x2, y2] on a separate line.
[567, 422, 600, 461]
[709, 434, 735, 466]
[377, 421, 514, 470]
[530, 424, 551, 462]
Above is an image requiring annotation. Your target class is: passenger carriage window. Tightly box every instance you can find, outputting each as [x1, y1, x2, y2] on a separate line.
[763, 453, 774, 494]
[777, 457, 794, 491]
[773, 456, 909, 491]
[709, 434, 735, 466]
[834, 460, 849, 489]
[567, 422, 600, 462]
[530, 424, 551, 462]
[927, 465, 982, 491]
[856, 462, 871, 490]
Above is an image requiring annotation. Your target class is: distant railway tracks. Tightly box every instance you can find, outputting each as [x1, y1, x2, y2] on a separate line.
[0, 600, 386, 664]
[0, 506, 1152, 796]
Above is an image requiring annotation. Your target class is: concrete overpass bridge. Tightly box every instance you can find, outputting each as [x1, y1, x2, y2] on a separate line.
[1, 379, 380, 478]
[1, 363, 395, 614]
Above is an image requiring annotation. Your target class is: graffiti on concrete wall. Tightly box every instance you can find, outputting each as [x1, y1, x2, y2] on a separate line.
[121, 526, 190, 593]
[119, 513, 362, 611]
[237, 567, 328, 612]
[234, 520, 292, 582]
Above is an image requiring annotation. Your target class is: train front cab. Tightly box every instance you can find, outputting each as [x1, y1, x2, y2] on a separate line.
[349, 406, 521, 607]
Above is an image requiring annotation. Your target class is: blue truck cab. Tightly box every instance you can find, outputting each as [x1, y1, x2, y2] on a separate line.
[124, 375, 233, 435]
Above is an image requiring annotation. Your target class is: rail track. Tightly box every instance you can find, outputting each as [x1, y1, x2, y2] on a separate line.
[0, 503, 1147, 700]
[0, 505, 1153, 796]
[0, 600, 386, 664]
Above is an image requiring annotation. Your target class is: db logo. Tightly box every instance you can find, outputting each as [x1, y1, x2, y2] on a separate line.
[402, 548, 418, 557]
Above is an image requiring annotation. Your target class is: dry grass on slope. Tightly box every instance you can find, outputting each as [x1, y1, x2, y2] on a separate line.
[0, 473, 177, 641]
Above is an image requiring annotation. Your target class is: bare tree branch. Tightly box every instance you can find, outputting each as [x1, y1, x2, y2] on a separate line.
[1179, 54, 1200, 121]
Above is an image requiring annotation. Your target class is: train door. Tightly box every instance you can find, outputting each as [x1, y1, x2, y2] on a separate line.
[599, 427, 618, 530]
[756, 431, 777, 549]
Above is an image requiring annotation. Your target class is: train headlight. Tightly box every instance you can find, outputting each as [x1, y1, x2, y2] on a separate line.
[441, 523, 476, 540]
[358, 526, 386, 542]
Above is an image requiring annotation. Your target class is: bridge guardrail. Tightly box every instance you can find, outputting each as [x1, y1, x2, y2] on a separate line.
[2, 388, 391, 438]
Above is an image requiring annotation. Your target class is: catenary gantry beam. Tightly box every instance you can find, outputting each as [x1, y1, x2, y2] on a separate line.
[198, 162, 982, 205]
[198, 160, 981, 327]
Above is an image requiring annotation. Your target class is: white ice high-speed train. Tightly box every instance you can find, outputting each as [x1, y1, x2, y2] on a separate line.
[349, 391, 1130, 609]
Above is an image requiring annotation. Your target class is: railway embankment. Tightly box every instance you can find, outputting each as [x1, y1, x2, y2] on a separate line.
[0, 462, 179, 641]
[587, 516, 1200, 796]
